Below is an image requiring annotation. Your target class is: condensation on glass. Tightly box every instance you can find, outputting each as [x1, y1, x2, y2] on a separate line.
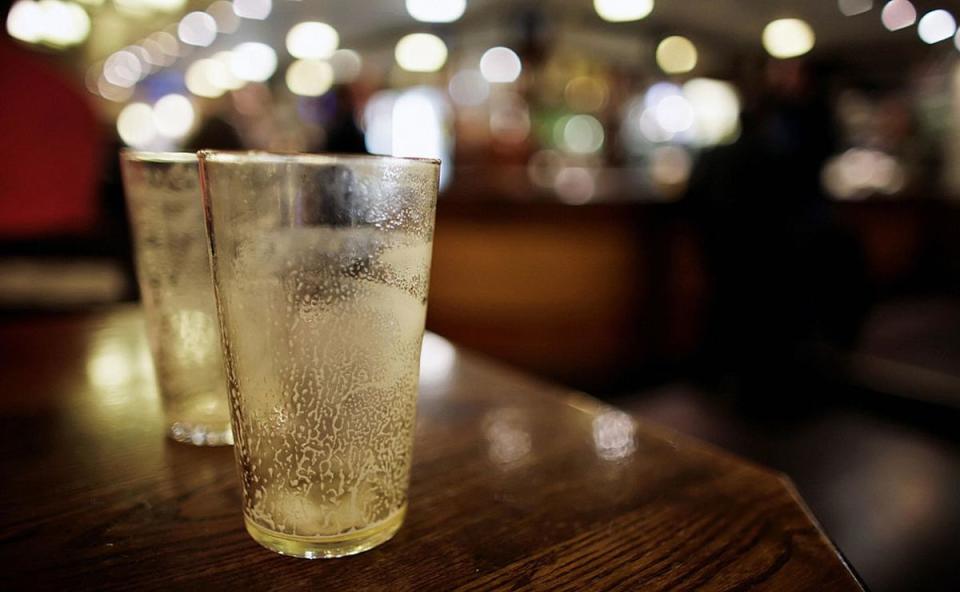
[198, 151, 439, 558]
[120, 151, 232, 446]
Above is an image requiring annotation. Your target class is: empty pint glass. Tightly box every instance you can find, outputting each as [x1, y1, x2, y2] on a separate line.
[198, 151, 439, 558]
[120, 151, 232, 446]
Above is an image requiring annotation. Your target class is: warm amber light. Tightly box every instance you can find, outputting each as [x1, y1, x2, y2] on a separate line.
[762, 18, 815, 59]
[285, 59, 334, 97]
[395, 33, 447, 72]
[656, 36, 698, 74]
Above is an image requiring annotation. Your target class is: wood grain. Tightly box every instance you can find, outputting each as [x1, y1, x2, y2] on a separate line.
[0, 307, 861, 590]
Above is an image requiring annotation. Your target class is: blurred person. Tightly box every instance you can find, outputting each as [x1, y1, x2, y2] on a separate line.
[185, 96, 244, 151]
[0, 2, 102, 240]
[684, 58, 870, 401]
[317, 85, 366, 154]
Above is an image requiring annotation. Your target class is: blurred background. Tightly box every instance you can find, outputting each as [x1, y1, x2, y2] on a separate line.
[2, 0, 960, 589]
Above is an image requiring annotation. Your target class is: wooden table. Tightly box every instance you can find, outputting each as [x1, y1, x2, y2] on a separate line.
[0, 307, 862, 590]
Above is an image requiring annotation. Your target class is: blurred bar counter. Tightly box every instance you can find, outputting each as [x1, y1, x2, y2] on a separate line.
[427, 165, 960, 390]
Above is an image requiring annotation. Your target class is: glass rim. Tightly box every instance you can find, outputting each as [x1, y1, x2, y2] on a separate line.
[197, 150, 441, 169]
[119, 149, 197, 163]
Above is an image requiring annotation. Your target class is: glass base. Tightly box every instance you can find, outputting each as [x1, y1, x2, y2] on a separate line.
[244, 506, 406, 559]
[168, 421, 233, 446]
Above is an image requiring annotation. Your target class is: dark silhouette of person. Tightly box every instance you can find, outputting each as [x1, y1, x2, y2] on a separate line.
[322, 86, 366, 154]
[684, 58, 869, 398]
[186, 114, 244, 151]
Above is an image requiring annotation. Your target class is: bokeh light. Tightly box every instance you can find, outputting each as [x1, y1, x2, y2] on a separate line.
[211, 51, 243, 89]
[480, 47, 522, 83]
[285, 59, 334, 97]
[39, 0, 90, 47]
[655, 94, 694, 133]
[621, 83, 698, 147]
[395, 87, 453, 187]
[644, 81, 682, 109]
[564, 76, 609, 112]
[207, 0, 239, 34]
[656, 36, 698, 74]
[153, 94, 195, 138]
[560, 114, 605, 154]
[178, 11, 217, 47]
[395, 33, 448, 72]
[186, 59, 225, 98]
[593, 0, 654, 23]
[881, 0, 916, 31]
[329, 49, 362, 83]
[636, 105, 673, 143]
[649, 145, 692, 189]
[620, 78, 740, 151]
[117, 103, 158, 147]
[364, 87, 453, 188]
[286, 21, 339, 59]
[127, 45, 153, 76]
[449, 69, 490, 107]
[838, 0, 873, 17]
[406, 0, 466, 23]
[97, 76, 134, 102]
[392, 87, 446, 158]
[917, 10, 956, 44]
[230, 42, 277, 82]
[150, 31, 180, 61]
[762, 18, 815, 59]
[554, 167, 596, 204]
[682, 78, 740, 146]
[363, 90, 397, 156]
[6, 1, 43, 43]
[141, 39, 165, 66]
[822, 149, 906, 199]
[527, 149, 565, 189]
[6, 0, 90, 47]
[233, 0, 270, 20]
[103, 50, 143, 88]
